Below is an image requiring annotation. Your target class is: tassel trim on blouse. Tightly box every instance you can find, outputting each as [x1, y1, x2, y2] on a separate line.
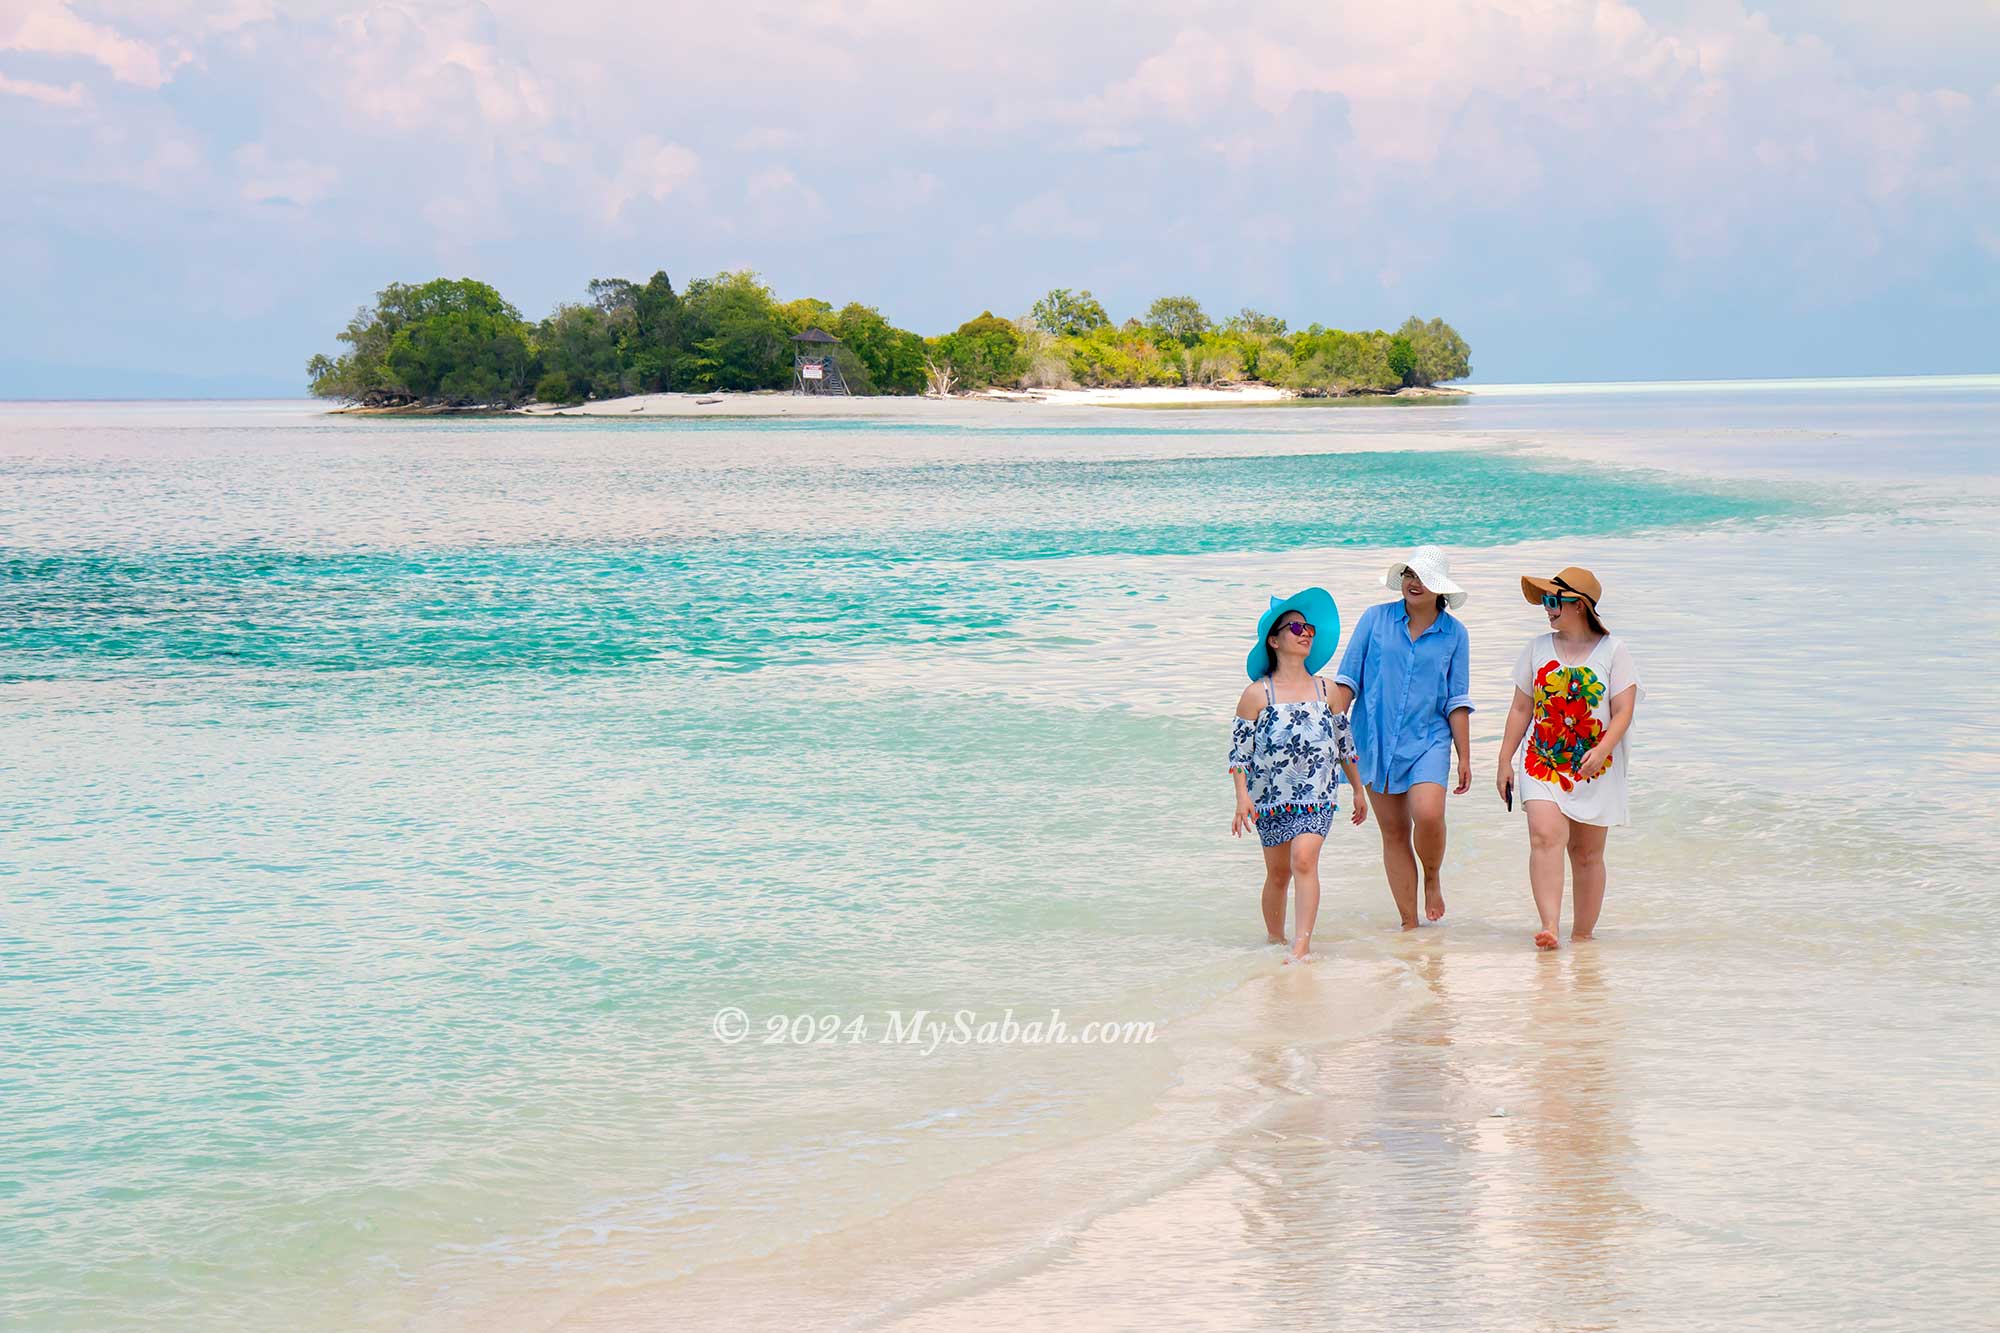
[1253, 802, 1331, 817]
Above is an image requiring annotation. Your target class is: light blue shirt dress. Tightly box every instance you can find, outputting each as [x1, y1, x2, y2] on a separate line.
[1333, 601, 1474, 794]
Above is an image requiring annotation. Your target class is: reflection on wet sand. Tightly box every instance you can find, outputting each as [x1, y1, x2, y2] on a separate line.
[1513, 947, 1639, 1331]
[879, 941, 1647, 1330]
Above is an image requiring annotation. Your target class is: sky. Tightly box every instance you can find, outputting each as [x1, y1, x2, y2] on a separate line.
[0, 0, 1995, 395]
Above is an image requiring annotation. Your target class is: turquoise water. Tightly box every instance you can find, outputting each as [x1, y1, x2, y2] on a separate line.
[1, 391, 1993, 1330]
[4, 449, 1773, 678]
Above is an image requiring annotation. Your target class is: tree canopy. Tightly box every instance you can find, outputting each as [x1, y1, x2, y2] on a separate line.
[1144, 295, 1212, 346]
[310, 274, 1470, 404]
[1030, 288, 1110, 337]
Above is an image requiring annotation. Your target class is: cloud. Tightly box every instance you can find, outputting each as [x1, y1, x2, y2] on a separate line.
[329, 4, 552, 133]
[233, 142, 337, 206]
[0, 0, 1994, 385]
[0, 1, 177, 87]
[602, 136, 700, 222]
[745, 165, 825, 228]
[0, 70, 85, 104]
[1007, 190, 1098, 239]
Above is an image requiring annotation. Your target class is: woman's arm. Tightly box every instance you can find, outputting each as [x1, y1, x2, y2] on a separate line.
[1446, 623, 1474, 794]
[1230, 684, 1261, 836]
[1495, 686, 1532, 802]
[1450, 708, 1472, 795]
[1341, 758, 1368, 825]
[1331, 607, 1370, 713]
[1576, 685, 1636, 781]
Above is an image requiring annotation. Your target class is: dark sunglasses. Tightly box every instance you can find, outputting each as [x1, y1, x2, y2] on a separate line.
[1540, 593, 1582, 610]
[1278, 621, 1316, 638]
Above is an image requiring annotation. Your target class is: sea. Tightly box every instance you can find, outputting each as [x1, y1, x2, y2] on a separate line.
[2, 378, 1995, 1331]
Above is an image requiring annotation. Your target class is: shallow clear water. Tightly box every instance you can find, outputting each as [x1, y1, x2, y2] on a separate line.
[1, 387, 1995, 1330]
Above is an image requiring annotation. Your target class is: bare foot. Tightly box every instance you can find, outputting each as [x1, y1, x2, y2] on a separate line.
[1267, 933, 1287, 945]
[1423, 880, 1446, 922]
[1570, 931, 1594, 942]
[1284, 943, 1315, 965]
[1534, 929, 1560, 950]
[1399, 918, 1420, 932]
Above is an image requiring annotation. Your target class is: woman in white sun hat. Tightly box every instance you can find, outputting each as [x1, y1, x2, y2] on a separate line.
[1332, 545, 1474, 930]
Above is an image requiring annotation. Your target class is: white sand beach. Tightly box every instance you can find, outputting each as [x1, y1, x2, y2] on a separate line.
[511, 383, 1462, 418]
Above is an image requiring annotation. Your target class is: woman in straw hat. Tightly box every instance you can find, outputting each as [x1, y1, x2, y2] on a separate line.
[1331, 546, 1474, 931]
[1495, 566, 1644, 950]
[1228, 589, 1368, 964]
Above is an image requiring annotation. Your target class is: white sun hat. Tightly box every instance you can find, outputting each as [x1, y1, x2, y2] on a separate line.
[1383, 545, 1468, 609]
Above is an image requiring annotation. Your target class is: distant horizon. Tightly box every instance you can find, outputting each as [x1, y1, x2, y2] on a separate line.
[5, 368, 1996, 406]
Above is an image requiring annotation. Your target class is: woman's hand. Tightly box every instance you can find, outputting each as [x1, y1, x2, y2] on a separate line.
[1349, 790, 1368, 827]
[1454, 754, 1472, 796]
[1495, 766, 1513, 806]
[1577, 745, 1610, 781]
[1231, 795, 1255, 838]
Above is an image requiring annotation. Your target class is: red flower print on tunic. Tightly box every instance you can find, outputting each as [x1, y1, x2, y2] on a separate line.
[1525, 661, 1608, 792]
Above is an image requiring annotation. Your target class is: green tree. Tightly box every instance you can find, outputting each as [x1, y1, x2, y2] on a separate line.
[1285, 327, 1400, 393]
[308, 279, 471, 404]
[623, 271, 686, 391]
[833, 303, 927, 395]
[1145, 294, 1211, 346]
[1224, 308, 1287, 337]
[588, 278, 639, 317]
[775, 297, 835, 333]
[307, 278, 534, 406]
[680, 270, 792, 391]
[1058, 324, 1179, 387]
[928, 311, 1025, 390]
[1398, 316, 1471, 385]
[1387, 335, 1418, 386]
[1030, 288, 1111, 336]
[312, 271, 1470, 403]
[537, 303, 627, 400]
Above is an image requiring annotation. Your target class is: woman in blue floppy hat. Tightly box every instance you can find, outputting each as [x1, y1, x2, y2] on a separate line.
[1228, 587, 1368, 965]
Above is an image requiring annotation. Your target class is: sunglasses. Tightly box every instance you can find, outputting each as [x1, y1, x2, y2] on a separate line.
[1540, 594, 1583, 610]
[1278, 621, 1316, 638]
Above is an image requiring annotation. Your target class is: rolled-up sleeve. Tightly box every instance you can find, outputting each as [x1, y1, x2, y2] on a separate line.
[1228, 717, 1255, 774]
[1444, 622, 1475, 715]
[1333, 606, 1370, 697]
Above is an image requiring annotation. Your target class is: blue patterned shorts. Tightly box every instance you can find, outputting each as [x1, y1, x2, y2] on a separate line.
[1255, 802, 1336, 848]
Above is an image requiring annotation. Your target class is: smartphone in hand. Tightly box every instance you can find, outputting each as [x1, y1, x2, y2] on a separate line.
[1504, 778, 1514, 812]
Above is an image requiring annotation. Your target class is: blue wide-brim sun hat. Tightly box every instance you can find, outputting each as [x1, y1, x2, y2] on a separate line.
[1246, 587, 1340, 680]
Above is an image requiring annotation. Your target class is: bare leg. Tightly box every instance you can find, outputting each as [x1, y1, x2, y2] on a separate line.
[1259, 842, 1291, 943]
[1285, 834, 1326, 962]
[1567, 822, 1609, 940]
[1526, 800, 1569, 949]
[1408, 782, 1448, 922]
[1370, 788, 1420, 930]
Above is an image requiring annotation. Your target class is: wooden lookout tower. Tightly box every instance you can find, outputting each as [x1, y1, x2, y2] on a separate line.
[791, 328, 850, 396]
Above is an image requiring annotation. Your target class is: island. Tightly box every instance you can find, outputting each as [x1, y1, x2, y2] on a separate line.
[306, 273, 1471, 411]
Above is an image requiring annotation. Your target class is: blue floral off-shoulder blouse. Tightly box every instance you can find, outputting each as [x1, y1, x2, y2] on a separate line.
[1228, 678, 1359, 817]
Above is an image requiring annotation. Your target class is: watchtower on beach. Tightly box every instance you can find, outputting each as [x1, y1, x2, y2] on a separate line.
[791, 328, 850, 396]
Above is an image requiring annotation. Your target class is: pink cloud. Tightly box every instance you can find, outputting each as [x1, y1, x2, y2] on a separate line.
[1, 1, 176, 87]
[0, 69, 85, 104]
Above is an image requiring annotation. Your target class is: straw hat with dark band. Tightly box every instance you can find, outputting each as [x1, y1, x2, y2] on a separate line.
[1521, 566, 1608, 630]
